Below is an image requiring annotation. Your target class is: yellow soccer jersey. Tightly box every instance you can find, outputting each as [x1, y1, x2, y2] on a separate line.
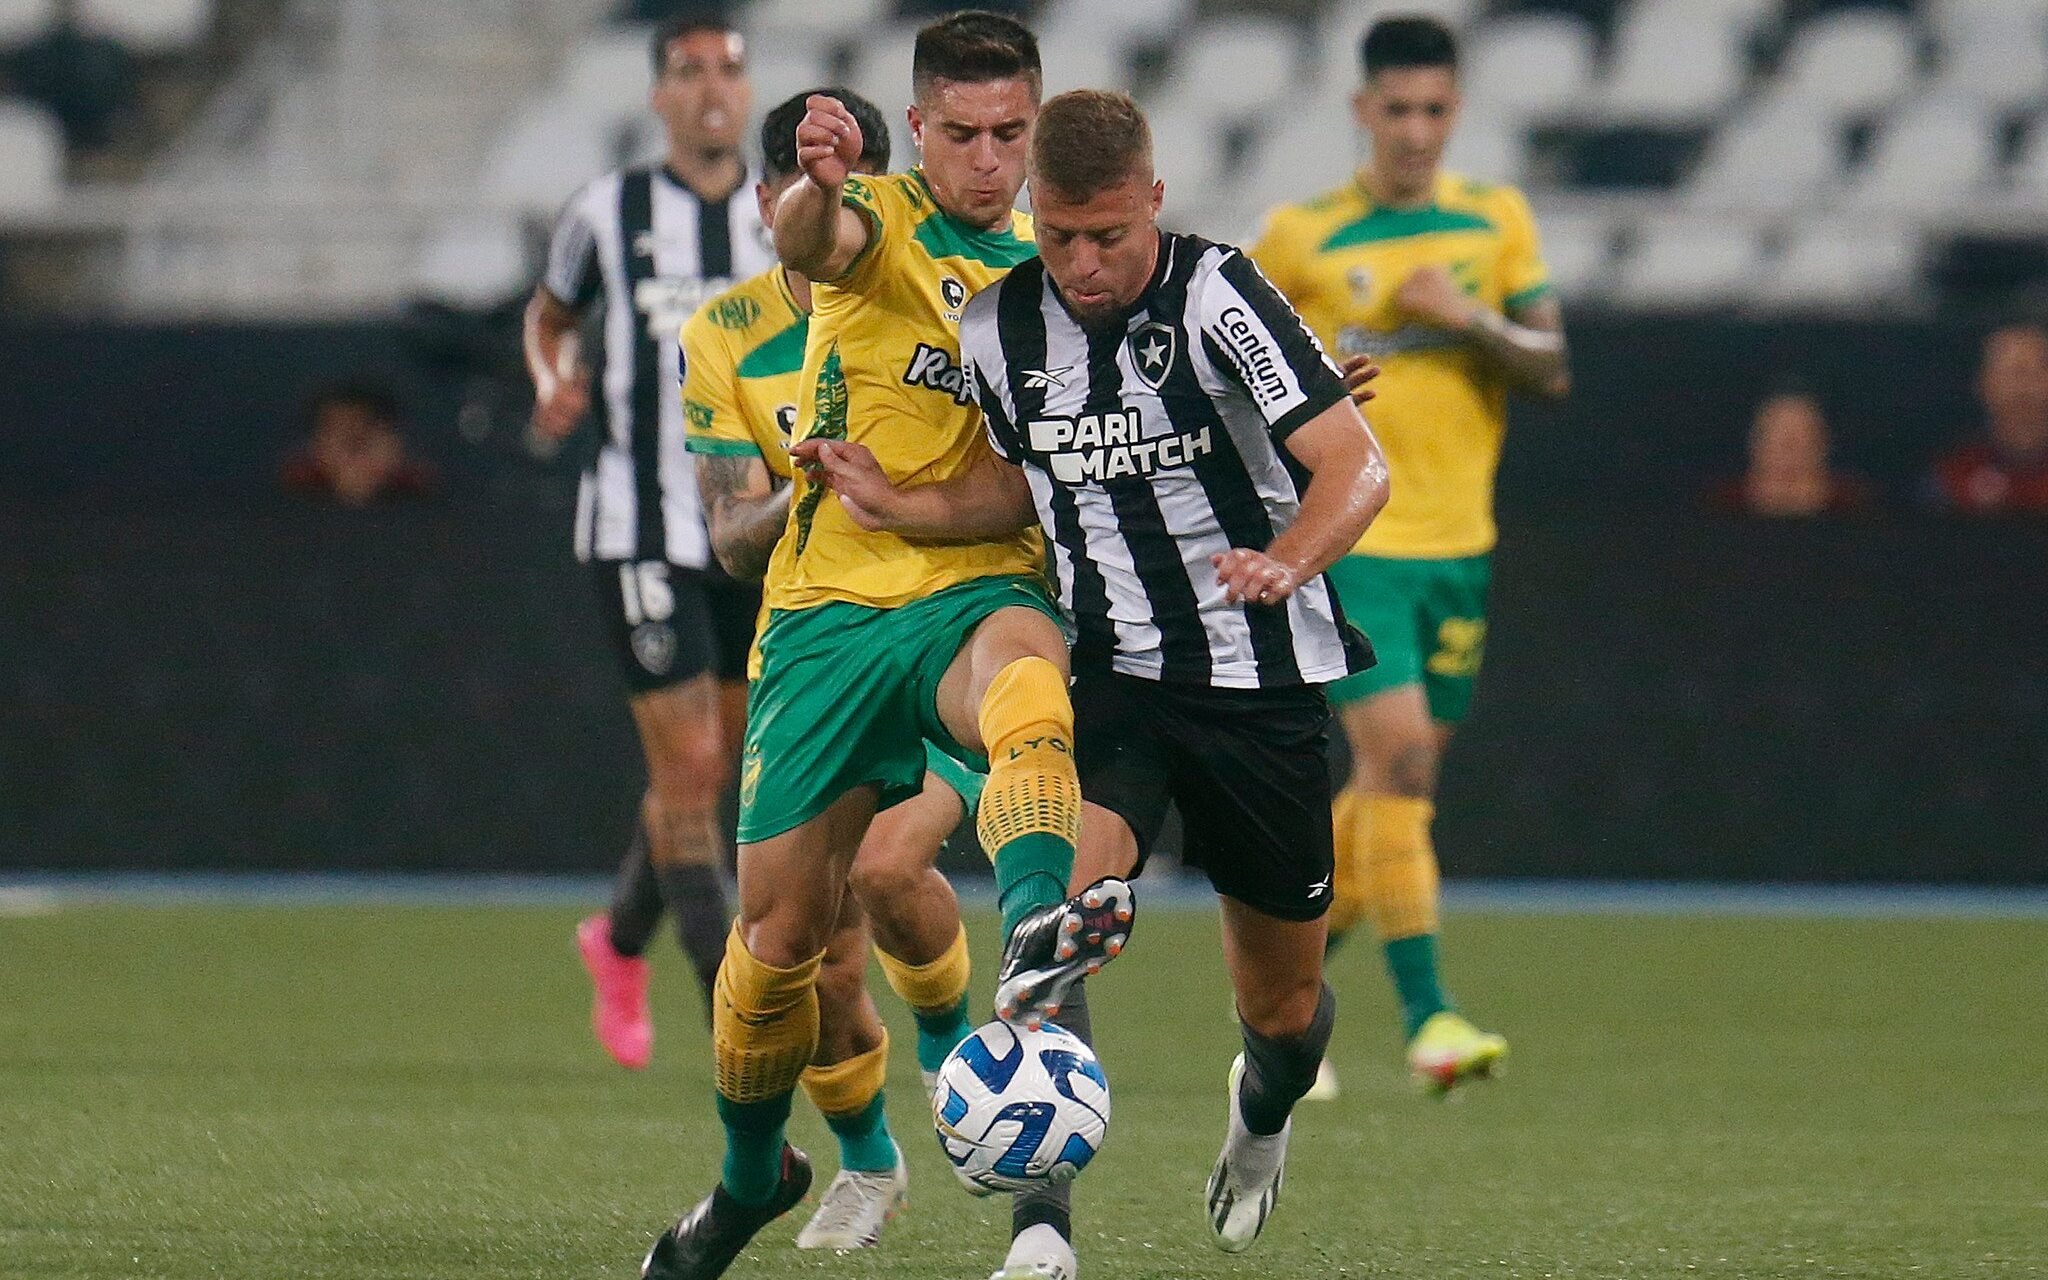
[768, 168, 1043, 612]
[681, 266, 806, 483]
[1251, 171, 1550, 559]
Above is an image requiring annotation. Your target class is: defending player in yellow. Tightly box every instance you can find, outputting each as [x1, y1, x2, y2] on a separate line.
[643, 16, 1131, 1280]
[681, 84, 992, 1254]
[1251, 14, 1570, 1098]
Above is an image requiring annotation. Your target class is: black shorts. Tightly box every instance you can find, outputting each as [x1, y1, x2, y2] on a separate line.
[1073, 669, 1336, 922]
[592, 559, 760, 694]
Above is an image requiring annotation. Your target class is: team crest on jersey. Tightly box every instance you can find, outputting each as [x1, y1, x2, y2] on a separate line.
[774, 404, 797, 440]
[940, 276, 967, 319]
[1129, 321, 1177, 393]
[631, 623, 677, 675]
[707, 295, 762, 330]
[1347, 266, 1373, 302]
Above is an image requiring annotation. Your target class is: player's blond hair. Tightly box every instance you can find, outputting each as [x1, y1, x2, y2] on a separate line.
[1029, 90, 1152, 203]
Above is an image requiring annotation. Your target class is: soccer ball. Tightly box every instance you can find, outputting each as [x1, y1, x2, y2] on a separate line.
[931, 1019, 1110, 1196]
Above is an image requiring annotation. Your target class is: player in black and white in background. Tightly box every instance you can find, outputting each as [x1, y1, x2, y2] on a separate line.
[800, 90, 1390, 1260]
[523, 11, 775, 1067]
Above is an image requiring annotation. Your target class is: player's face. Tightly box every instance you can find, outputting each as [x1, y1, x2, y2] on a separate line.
[909, 77, 1038, 229]
[651, 30, 750, 156]
[1354, 66, 1459, 196]
[1979, 328, 2048, 448]
[1032, 168, 1164, 328]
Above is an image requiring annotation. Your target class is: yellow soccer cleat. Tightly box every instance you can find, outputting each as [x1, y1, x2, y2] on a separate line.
[1405, 1012, 1507, 1098]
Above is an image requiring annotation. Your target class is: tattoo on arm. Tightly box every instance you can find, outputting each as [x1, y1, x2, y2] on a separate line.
[697, 454, 789, 581]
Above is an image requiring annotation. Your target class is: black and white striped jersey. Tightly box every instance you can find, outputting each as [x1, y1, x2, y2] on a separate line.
[963, 230, 1370, 690]
[543, 164, 775, 566]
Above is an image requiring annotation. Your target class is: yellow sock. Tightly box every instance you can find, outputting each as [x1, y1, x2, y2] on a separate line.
[800, 1031, 891, 1119]
[876, 925, 972, 1017]
[1326, 787, 1372, 936]
[1359, 794, 1440, 941]
[975, 656, 1081, 937]
[713, 925, 824, 1104]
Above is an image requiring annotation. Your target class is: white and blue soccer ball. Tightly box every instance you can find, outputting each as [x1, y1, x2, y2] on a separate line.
[932, 1019, 1110, 1195]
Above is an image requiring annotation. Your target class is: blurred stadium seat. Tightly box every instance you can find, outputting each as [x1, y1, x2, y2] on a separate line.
[0, 0, 55, 46]
[0, 98, 63, 212]
[76, 0, 211, 55]
[1755, 217, 1920, 308]
[1611, 214, 1764, 309]
[1462, 14, 1598, 121]
[1846, 96, 2000, 215]
[1594, 2, 1747, 126]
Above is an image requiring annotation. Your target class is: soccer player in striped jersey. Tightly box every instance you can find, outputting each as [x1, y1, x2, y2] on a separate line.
[524, 14, 774, 1068]
[641, 16, 1130, 1280]
[1249, 14, 1571, 1098]
[678, 85, 988, 1252]
[804, 90, 1392, 1258]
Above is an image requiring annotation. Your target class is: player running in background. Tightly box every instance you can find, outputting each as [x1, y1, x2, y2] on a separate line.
[1249, 14, 1570, 1098]
[525, 13, 774, 1065]
[677, 84, 985, 1251]
[641, 15, 1130, 1280]
[805, 88, 1390, 1258]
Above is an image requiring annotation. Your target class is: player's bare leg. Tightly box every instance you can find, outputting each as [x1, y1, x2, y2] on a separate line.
[1332, 685, 1504, 1095]
[796, 892, 907, 1251]
[579, 674, 731, 1069]
[851, 774, 976, 1087]
[1206, 900, 1334, 1252]
[643, 789, 874, 1279]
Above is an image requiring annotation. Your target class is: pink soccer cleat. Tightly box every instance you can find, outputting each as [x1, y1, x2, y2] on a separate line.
[577, 914, 653, 1070]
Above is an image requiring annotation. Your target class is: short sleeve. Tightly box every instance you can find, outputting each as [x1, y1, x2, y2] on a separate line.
[542, 188, 603, 310]
[680, 314, 762, 460]
[830, 175, 897, 288]
[1198, 250, 1349, 441]
[959, 290, 1020, 462]
[1497, 187, 1552, 314]
[1245, 205, 1306, 303]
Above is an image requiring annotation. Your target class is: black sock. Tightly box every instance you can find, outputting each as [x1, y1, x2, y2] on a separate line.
[654, 861, 730, 1020]
[1238, 983, 1336, 1137]
[1013, 980, 1090, 1243]
[605, 825, 662, 958]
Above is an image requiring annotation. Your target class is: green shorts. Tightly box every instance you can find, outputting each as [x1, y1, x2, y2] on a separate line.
[921, 740, 987, 816]
[737, 574, 1057, 844]
[1324, 552, 1491, 722]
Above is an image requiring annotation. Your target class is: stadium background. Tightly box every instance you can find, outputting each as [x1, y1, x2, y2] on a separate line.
[3, 0, 2045, 884]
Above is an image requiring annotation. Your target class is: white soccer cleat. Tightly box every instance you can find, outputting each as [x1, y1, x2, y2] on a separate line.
[1205, 1054, 1289, 1253]
[1303, 1056, 1340, 1102]
[793, 1148, 907, 1251]
[989, 1223, 1077, 1280]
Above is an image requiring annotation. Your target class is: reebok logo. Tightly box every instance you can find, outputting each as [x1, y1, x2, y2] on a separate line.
[901, 342, 975, 406]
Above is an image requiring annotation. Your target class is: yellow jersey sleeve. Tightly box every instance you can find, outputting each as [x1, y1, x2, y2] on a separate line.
[1246, 204, 1310, 303]
[682, 269, 807, 482]
[1494, 185, 1552, 314]
[681, 311, 756, 460]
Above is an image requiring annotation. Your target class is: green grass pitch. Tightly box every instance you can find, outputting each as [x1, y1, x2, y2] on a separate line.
[3, 903, 2045, 1279]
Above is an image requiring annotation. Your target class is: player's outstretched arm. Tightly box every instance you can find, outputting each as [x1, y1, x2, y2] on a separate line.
[1394, 266, 1570, 399]
[775, 95, 874, 281]
[523, 287, 591, 439]
[697, 454, 791, 581]
[1212, 401, 1389, 606]
[792, 437, 1036, 538]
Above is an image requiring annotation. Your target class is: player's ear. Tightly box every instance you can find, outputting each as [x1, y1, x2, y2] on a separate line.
[907, 104, 923, 154]
[1149, 179, 1164, 218]
[1350, 86, 1371, 130]
[755, 181, 776, 229]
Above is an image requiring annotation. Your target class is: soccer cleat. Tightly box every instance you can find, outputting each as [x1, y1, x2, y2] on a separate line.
[642, 1145, 813, 1280]
[1302, 1057, 1340, 1102]
[1205, 1055, 1287, 1253]
[577, 913, 652, 1070]
[1406, 1011, 1508, 1097]
[794, 1147, 907, 1250]
[993, 877, 1134, 1028]
[989, 1222, 1077, 1280]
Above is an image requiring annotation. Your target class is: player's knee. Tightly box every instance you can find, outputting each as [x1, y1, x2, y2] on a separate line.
[1381, 740, 1439, 798]
[847, 843, 926, 911]
[647, 738, 728, 819]
[1237, 972, 1324, 1041]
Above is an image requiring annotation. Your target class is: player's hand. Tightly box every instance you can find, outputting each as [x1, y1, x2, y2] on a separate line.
[531, 339, 591, 440]
[1340, 354, 1381, 407]
[791, 438, 897, 530]
[1395, 265, 1480, 332]
[794, 94, 864, 190]
[1212, 548, 1300, 607]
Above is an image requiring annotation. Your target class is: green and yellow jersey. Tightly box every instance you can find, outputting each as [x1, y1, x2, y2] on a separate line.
[1250, 171, 1550, 559]
[681, 266, 807, 483]
[768, 167, 1042, 613]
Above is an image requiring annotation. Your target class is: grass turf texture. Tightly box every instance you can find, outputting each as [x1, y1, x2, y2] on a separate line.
[2, 905, 2044, 1279]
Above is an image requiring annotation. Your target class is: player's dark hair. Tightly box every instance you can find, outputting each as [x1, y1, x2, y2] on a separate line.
[1361, 14, 1459, 79]
[912, 10, 1041, 103]
[1030, 90, 1151, 203]
[761, 87, 891, 182]
[650, 9, 738, 76]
